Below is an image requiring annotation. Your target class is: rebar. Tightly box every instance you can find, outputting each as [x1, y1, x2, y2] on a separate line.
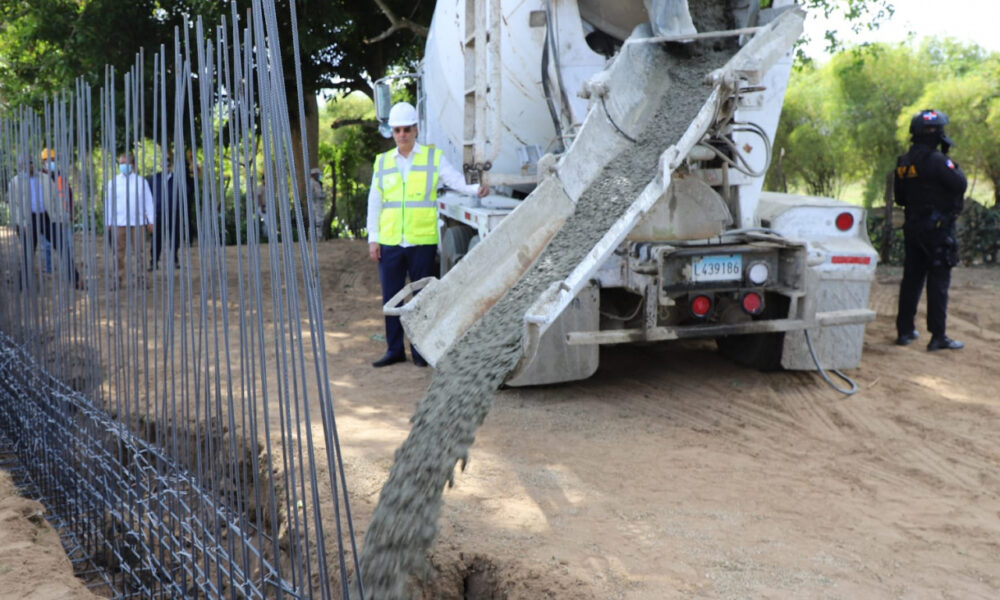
[0, 1, 360, 598]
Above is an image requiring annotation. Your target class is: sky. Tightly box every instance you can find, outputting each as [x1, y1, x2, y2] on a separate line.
[800, 0, 1000, 59]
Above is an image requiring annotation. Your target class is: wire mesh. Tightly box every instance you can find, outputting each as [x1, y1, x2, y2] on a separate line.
[0, 1, 360, 598]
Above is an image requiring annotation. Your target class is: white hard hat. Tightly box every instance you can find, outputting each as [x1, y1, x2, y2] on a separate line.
[387, 102, 418, 127]
[310, 167, 321, 176]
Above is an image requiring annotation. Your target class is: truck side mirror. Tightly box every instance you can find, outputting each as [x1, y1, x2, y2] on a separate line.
[374, 82, 392, 123]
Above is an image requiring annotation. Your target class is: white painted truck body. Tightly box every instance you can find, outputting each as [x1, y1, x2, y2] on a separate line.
[381, 0, 877, 385]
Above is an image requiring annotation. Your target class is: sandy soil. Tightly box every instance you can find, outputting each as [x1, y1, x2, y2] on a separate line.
[0, 470, 100, 599]
[3, 239, 1000, 599]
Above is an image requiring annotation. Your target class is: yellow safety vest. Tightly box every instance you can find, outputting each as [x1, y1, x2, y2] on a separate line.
[374, 146, 441, 246]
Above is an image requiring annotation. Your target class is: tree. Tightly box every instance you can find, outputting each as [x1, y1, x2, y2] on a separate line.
[829, 43, 930, 207]
[259, 0, 431, 224]
[796, 0, 895, 59]
[768, 62, 863, 197]
[917, 37, 989, 78]
[905, 58, 1000, 207]
[0, 0, 432, 222]
[317, 91, 391, 239]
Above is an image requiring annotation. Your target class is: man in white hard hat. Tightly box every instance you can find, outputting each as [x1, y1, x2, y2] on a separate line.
[367, 101, 488, 367]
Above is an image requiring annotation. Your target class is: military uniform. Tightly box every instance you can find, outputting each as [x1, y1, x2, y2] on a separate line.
[894, 130, 967, 349]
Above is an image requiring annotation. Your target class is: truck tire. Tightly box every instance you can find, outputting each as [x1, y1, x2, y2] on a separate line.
[440, 225, 475, 276]
[715, 293, 790, 371]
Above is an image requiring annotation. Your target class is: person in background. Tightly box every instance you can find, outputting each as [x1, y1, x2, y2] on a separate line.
[894, 109, 967, 352]
[147, 155, 180, 270]
[40, 148, 84, 289]
[367, 101, 489, 368]
[105, 153, 155, 288]
[309, 167, 327, 240]
[7, 156, 58, 287]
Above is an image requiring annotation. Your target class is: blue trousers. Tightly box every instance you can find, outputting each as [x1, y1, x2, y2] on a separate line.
[378, 244, 437, 359]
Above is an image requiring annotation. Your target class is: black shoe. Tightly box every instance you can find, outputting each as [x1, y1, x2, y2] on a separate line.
[412, 354, 428, 368]
[372, 353, 406, 368]
[927, 336, 963, 351]
[895, 330, 919, 346]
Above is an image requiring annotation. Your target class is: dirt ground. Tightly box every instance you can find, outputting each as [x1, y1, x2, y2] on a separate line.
[2, 238, 1000, 599]
[0, 469, 99, 599]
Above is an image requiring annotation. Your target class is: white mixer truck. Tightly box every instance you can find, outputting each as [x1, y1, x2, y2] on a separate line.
[377, 0, 877, 386]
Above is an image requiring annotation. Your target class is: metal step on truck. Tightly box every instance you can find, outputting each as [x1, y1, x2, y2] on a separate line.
[378, 0, 877, 386]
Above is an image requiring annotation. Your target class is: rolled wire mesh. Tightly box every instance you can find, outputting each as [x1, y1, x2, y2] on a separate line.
[0, 1, 360, 598]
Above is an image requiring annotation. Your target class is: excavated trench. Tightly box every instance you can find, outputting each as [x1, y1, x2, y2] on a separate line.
[363, 3, 738, 598]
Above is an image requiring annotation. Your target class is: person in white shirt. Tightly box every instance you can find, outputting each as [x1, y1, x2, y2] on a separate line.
[7, 157, 58, 286]
[105, 153, 155, 286]
[366, 102, 488, 368]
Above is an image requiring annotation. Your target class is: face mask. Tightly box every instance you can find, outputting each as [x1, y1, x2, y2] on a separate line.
[119, 164, 131, 176]
[47, 161, 56, 171]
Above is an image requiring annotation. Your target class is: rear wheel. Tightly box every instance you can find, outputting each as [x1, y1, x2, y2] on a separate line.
[440, 225, 475, 276]
[716, 293, 790, 371]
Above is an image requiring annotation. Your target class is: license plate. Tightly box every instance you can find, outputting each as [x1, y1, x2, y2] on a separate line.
[691, 254, 742, 282]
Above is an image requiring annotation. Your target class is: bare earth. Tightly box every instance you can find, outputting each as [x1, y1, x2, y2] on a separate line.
[2, 238, 999, 599]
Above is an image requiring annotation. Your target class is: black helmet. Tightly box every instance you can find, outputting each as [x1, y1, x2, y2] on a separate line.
[909, 109, 949, 137]
[909, 109, 954, 149]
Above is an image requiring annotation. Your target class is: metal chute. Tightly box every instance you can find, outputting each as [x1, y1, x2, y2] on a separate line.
[384, 9, 808, 375]
[644, 0, 697, 38]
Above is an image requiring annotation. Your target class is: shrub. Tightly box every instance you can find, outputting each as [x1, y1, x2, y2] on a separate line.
[869, 200, 1000, 265]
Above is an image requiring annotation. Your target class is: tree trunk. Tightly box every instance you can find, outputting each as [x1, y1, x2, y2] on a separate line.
[289, 92, 320, 230]
[775, 147, 788, 193]
[322, 161, 337, 240]
[881, 169, 894, 264]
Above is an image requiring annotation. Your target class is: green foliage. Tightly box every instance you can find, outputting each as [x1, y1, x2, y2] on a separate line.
[773, 39, 1000, 210]
[0, 0, 82, 108]
[869, 200, 1000, 266]
[316, 91, 390, 239]
[917, 37, 989, 78]
[866, 210, 904, 264]
[829, 43, 929, 208]
[796, 0, 895, 59]
[957, 202, 1000, 264]
[768, 63, 862, 197]
[902, 54, 1000, 208]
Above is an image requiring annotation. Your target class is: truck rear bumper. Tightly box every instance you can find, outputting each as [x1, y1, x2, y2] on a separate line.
[564, 307, 875, 345]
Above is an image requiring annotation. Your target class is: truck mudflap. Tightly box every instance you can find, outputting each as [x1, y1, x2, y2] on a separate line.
[386, 8, 807, 373]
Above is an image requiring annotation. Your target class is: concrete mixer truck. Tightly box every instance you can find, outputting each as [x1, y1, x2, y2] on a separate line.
[377, 0, 877, 386]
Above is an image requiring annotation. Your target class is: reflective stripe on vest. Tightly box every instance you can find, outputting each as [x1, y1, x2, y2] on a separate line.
[375, 146, 440, 245]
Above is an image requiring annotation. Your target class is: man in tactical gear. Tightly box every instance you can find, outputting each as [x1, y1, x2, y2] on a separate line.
[894, 109, 967, 351]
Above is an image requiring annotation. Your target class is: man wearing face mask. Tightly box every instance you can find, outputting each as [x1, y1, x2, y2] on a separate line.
[105, 153, 155, 288]
[894, 109, 967, 351]
[40, 148, 84, 289]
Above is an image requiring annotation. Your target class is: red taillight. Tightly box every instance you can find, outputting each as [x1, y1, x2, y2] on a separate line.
[835, 212, 854, 231]
[741, 291, 763, 315]
[691, 295, 712, 318]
